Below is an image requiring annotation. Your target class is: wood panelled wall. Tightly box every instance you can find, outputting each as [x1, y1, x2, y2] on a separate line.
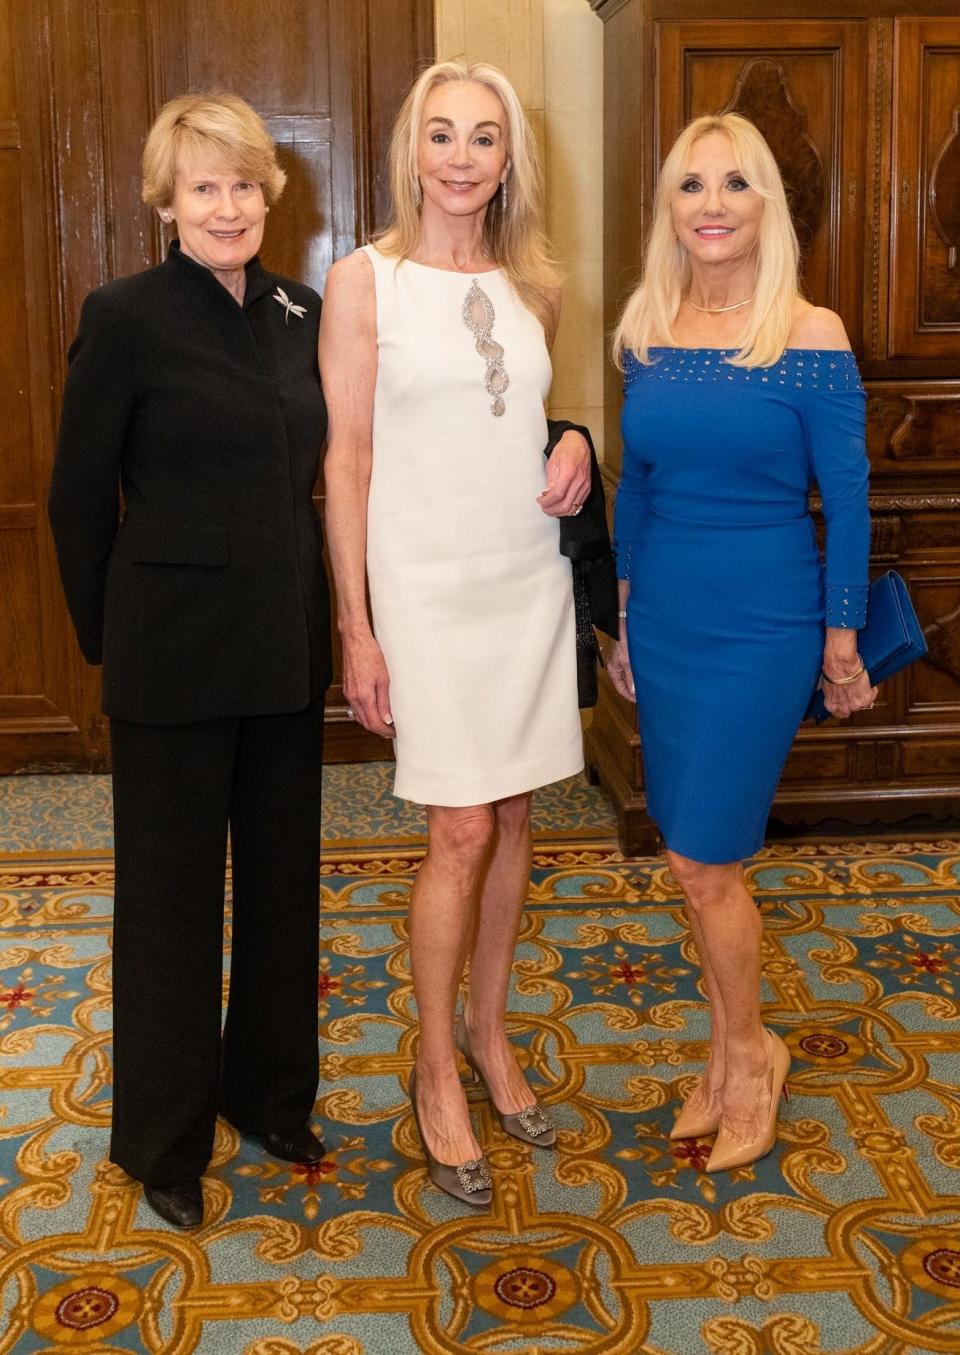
[589, 0, 960, 853]
[1, 0, 432, 773]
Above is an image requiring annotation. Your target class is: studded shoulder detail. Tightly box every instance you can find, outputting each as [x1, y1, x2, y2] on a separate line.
[623, 347, 865, 394]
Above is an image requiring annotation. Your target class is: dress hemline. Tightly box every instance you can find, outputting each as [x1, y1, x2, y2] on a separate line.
[393, 745, 585, 808]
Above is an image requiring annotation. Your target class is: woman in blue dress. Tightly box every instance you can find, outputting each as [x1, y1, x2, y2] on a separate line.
[607, 113, 875, 1172]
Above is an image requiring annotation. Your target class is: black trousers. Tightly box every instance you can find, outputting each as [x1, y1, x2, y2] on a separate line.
[108, 698, 325, 1187]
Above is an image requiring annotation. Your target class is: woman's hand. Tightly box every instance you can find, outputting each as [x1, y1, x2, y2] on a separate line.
[342, 632, 395, 737]
[820, 666, 877, 718]
[538, 429, 591, 517]
[820, 633, 877, 718]
[606, 636, 636, 702]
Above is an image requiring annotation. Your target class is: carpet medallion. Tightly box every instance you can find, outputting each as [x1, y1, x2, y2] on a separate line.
[0, 773, 958, 1353]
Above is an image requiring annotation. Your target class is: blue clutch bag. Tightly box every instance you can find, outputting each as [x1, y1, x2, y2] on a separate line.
[806, 570, 928, 724]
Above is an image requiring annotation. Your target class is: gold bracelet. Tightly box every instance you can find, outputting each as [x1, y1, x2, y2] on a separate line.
[822, 656, 864, 686]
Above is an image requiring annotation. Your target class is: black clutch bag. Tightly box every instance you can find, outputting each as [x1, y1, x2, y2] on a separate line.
[805, 570, 927, 723]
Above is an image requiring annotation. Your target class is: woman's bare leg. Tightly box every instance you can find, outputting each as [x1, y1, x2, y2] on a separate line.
[462, 792, 536, 1114]
[680, 900, 727, 1119]
[665, 850, 768, 1140]
[409, 804, 494, 1163]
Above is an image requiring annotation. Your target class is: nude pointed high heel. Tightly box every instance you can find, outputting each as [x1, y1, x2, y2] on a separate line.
[408, 1068, 493, 1208]
[455, 1016, 557, 1148]
[669, 1079, 722, 1141]
[706, 1029, 791, 1173]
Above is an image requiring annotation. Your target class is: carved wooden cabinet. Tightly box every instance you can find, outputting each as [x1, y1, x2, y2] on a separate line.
[589, 1, 960, 854]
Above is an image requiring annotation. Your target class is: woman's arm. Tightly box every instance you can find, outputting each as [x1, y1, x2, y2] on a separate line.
[318, 251, 394, 738]
[605, 388, 646, 702]
[48, 289, 134, 663]
[538, 288, 591, 517]
[606, 577, 635, 701]
[794, 307, 876, 718]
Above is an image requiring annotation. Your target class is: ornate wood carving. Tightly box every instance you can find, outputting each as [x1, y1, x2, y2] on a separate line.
[923, 600, 960, 685]
[869, 516, 902, 559]
[869, 494, 960, 512]
[929, 107, 960, 272]
[812, 493, 960, 513]
[890, 18, 960, 356]
[865, 387, 960, 466]
[888, 396, 960, 460]
[870, 20, 886, 355]
[722, 58, 825, 252]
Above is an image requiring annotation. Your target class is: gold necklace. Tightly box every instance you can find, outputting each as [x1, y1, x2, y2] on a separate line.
[685, 294, 755, 314]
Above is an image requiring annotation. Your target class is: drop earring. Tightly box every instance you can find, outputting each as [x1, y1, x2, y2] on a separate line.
[501, 177, 508, 213]
[413, 177, 422, 208]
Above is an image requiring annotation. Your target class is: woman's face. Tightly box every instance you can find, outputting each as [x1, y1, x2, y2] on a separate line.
[417, 80, 510, 220]
[166, 154, 267, 271]
[671, 131, 763, 267]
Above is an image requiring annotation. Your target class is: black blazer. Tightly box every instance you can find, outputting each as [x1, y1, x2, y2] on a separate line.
[49, 243, 331, 725]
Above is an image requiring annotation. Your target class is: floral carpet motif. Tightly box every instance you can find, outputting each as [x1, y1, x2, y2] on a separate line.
[0, 772, 959, 1353]
[0, 766, 617, 853]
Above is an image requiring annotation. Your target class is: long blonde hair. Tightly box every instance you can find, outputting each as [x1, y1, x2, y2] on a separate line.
[613, 113, 800, 368]
[375, 60, 560, 334]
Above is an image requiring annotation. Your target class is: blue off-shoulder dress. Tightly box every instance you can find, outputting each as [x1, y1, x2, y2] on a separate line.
[614, 347, 870, 864]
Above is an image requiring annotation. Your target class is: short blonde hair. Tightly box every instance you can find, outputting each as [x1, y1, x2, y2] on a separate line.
[141, 91, 287, 209]
[375, 60, 560, 333]
[613, 113, 800, 369]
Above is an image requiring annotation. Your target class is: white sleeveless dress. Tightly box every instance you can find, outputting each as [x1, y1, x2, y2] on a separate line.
[362, 245, 583, 806]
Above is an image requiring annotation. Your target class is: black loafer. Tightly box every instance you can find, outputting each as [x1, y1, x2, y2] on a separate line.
[144, 1179, 203, 1229]
[260, 1125, 326, 1164]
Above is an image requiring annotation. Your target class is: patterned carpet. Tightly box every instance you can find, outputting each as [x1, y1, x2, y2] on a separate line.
[1, 769, 959, 1353]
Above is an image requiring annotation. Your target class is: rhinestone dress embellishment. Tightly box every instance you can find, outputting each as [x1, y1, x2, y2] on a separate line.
[462, 276, 509, 416]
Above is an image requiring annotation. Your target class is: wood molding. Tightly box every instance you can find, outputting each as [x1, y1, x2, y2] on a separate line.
[591, 0, 632, 18]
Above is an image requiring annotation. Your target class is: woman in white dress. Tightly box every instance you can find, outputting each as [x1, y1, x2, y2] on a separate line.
[320, 61, 591, 1207]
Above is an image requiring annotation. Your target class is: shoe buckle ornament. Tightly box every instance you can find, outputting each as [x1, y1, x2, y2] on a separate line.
[456, 1159, 492, 1193]
[517, 1104, 551, 1137]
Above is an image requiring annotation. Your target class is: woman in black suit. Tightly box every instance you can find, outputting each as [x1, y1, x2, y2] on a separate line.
[48, 92, 330, 1229]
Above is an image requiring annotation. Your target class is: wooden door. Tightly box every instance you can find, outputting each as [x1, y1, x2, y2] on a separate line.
[1, 0, 431, 773]
[0, 1, 102, 773]
[657, 20, 870, 352]
[889, 16, 960, 359]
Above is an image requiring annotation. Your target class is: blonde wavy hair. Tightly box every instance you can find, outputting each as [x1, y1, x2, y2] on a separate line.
[142, 91, 287, 209]
[613, 113, 801, 368]
[374, 60, 560, 334]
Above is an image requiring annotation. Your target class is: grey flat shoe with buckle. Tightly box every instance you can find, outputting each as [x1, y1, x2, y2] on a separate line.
[455, 1016, 557, 1149]
[408, 1067, 493, 1208]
